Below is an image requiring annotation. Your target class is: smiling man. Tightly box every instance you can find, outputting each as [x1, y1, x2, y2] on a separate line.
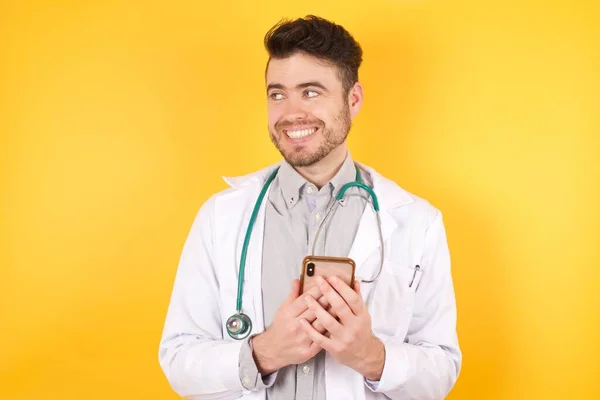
[159, 15, 462, 400]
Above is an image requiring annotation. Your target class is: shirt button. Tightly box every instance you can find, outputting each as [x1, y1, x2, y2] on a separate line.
[316, 212, 322, 221]
[306, 186, 314, 194]
[302, 365, 311, 374]
[242, 376, 251, 386]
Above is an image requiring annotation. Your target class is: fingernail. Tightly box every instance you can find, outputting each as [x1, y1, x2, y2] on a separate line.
[305, 295, 313, 304]
[316, 276, 325, 284]
[329, 276, 338, 284]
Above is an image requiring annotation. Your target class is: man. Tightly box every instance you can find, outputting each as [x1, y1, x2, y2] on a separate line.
[159, 15, 461, 400]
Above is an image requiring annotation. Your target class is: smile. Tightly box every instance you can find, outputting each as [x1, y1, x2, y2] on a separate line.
[284, 127, 318, 139]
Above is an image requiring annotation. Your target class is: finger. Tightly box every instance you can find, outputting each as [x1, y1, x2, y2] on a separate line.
[298, 308, 316, 323]
[311, 318, 327, 334]
[290, 285, 322, 316]
[305, 295, 345, 337]
[328, 276, 365, 315]
[316, 276, 355, 323]
[298, 301, 336, 323]
[354, 280, 361, 295]
[298, 308, 331, 334]
[305, 307, 335, 334]
[325, 303, 338, 319]
[299, 319, 334, 350]
[298, 291, 331, 312]
[308, 340, 322, 356]
[317, 294, 330, 309]
[284, 279, 300, 305]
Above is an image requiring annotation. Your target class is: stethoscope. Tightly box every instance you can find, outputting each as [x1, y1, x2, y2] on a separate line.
[225, 164, 385, 340]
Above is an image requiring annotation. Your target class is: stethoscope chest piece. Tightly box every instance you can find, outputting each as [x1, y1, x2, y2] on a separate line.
[226, 312, 252, 340]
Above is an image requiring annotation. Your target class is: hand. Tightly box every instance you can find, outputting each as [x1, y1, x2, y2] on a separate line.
[299, 275, 386, 381]
[251, 279, 333, 375]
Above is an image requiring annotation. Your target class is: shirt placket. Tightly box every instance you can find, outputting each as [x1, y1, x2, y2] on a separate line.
[297, 185, 331, 400]
[307, 185, 333, 255]
[295, 358, 316, 400]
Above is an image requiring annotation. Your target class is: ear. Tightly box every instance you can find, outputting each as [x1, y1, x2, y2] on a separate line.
[347, 82, 364, 119]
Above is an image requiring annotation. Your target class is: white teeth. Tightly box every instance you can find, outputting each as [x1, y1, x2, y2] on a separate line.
[286, 128, 316, 139]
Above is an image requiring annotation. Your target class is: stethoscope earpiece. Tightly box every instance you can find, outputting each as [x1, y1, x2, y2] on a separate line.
[226, 312, 252, 340]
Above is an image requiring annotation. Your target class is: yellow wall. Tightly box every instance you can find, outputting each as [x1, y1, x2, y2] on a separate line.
[1, 1, 598, 399]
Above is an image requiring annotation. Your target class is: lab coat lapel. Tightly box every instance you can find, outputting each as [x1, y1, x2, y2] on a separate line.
[326, 167, 413, 400]
[347, 164, 414, 280]
[246, 185, 270, 335]
[224, 163, 280, 338]
[347, 180, 397, 282]
[348, 208, 396, 280]
[325, 180, 395, 400]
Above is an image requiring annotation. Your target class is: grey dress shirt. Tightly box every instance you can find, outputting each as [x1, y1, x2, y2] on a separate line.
[238, 152, 368, 399]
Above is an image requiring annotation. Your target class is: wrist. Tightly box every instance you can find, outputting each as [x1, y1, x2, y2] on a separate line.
[251, 332, 281, 375]
[361, 336, 386, 381]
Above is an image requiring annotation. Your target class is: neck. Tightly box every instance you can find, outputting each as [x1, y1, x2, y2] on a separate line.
[295, 145, 348, 189]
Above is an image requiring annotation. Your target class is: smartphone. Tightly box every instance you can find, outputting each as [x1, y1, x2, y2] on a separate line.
[299, 255, 356, 294]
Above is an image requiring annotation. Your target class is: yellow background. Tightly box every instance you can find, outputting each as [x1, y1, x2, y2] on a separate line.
[1, 0, 599, 399]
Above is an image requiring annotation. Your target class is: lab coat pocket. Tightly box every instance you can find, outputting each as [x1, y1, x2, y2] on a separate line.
[369, 261, 422, 339]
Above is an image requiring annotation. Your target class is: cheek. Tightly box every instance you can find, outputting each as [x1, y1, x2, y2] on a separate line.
[313, 111, 332, 127]
[306, 103, 334, 124]
[267, 107, 284, 128]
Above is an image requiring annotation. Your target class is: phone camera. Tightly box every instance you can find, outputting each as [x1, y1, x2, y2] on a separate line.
[307, 262, 315, 277]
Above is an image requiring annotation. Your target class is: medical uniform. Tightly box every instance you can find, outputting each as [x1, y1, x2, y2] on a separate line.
[159, 155, 462, 400]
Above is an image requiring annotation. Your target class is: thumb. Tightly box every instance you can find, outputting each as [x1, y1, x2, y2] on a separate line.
[286, 279, 301, 303]
[354, 280, 361, 295]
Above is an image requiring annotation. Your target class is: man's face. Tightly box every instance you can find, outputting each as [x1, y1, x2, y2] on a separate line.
[266, 52, 360, 168]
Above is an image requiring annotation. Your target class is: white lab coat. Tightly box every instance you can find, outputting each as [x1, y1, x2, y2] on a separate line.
[158, 161, 462, 400]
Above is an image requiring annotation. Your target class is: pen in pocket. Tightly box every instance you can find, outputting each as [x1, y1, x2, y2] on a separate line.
[409, 265, 421, 288]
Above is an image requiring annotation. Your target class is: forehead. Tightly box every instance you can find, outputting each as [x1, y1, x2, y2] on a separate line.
[266, 53, 341, 89]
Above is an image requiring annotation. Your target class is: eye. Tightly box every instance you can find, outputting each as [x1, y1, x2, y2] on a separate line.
[305, 90, 319, 98]
[269, 92, 285, 101]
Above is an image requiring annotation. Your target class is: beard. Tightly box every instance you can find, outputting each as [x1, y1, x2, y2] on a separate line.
[269, 103, 352, 168]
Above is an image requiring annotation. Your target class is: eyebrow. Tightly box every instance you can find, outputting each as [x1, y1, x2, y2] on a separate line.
[266, 81, 329, 93]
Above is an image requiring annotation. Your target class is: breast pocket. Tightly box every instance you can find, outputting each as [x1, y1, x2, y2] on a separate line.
[366, 260, 423, 339]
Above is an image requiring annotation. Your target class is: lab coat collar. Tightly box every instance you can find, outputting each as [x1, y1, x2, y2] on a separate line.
[222, 162, 281, 189]
[222, 160, 414, 211]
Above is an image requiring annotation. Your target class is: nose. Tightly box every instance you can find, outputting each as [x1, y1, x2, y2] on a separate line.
[282, 96, 308, 120]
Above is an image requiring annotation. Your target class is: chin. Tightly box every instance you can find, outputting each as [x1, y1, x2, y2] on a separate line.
[283, 150, 324, 168]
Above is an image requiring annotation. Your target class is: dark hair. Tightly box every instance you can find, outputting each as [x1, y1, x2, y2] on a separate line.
[264, 15, 363, 95]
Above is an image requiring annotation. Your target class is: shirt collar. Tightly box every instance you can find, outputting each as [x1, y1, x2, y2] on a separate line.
[278, 151, 357, 209]
[221, 159, 415, 212]
[330, 151, 359, 196]
[277, 160, 307, 209]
